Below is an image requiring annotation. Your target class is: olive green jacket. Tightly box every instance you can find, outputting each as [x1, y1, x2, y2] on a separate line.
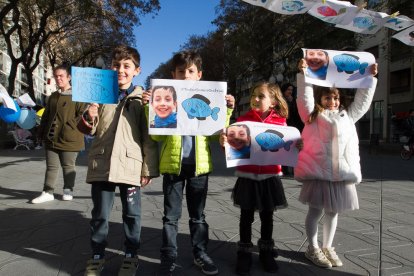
[38, 89, 86, 151]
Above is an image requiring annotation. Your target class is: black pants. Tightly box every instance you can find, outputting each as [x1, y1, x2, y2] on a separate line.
[239, 209, 273, 243]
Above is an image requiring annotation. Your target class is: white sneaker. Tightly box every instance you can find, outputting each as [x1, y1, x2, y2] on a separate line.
[35, 145, 42, 150]
[305, 246, 332, 268]
[62, 189, 73, 201]
[322, 247, 343, 267]
[32, 191, 54, 204]
[403, 145, 410, 151]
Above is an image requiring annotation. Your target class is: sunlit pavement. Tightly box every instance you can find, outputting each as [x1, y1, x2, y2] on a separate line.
[0, 143, 413, 275]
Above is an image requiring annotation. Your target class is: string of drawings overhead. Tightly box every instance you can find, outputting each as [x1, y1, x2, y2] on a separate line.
[241, 0, 414, 46]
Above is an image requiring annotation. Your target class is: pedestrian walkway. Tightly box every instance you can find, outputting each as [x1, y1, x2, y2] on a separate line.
[0, 144, 413, 275]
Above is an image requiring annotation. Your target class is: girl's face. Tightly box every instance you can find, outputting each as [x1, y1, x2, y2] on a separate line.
[321, 93, 340, 110]
[152, 88, 177, 118]
[53, 69, 71, 90]
[250, 86, 276, 113]
[227, 126, 250, 150]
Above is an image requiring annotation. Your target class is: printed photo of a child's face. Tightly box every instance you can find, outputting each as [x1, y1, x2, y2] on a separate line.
[305, 49, 329, 80]
[227, 125, 251, 150]
[306, 49, 328, 71]
[151, 86, 177, 119]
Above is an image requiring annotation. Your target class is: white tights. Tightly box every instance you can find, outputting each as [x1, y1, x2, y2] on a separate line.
[305, 206, 338, 248]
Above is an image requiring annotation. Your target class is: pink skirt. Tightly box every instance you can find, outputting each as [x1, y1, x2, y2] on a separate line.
[299, 180, 359, 213]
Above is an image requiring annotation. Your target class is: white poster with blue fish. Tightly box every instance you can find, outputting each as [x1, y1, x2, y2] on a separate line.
[148, 79, 227, 136]
[307, 0, 357, 26]
[335, 9, 387, 34]
[72, 67, 119, 104]
[392, 25, 414, 47]
[241, 0, 317, 15]
[302, 49, 376, 89]
[225, 122, 301, 168]
[384, 15, 414, 31]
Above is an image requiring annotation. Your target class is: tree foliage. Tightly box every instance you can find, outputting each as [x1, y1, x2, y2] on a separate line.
[0, 0, 160, 98]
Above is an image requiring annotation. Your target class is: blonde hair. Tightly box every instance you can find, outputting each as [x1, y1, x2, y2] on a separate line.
[250, 81, 288, 118]
[308, 85, 341, 124]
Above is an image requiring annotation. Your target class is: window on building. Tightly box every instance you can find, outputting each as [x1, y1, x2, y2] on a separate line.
[373, 100, 383, 137]
[390, 68, 411, 94]
[391, 40, 412, 62]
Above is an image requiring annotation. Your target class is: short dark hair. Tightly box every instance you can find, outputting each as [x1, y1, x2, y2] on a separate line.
[171, 50, 202, 72]
[111, 44, 140, 67]
[151, 86, 177, 102]
[53, 64, 71, 76]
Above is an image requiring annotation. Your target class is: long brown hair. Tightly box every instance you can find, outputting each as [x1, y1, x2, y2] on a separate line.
[308, 85, 342, 124]
[250, 81, 289, 118]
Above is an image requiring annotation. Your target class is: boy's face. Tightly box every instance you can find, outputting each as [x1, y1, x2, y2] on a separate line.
[111, 59, 140, 89]
[54, 69, 71, 90]
[172, 63, 202, 80]
[227, 125, 250, 150]
[151, 88, 177, 118]
[306, 50, 328, 71]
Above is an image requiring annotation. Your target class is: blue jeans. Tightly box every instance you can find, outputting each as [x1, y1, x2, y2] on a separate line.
[161, 164, 209, 259]
[90, 181, 141, 257]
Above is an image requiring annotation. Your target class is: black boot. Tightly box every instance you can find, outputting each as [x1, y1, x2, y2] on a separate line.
[258, 239, 279, 273]
[235, 242, 253, 276]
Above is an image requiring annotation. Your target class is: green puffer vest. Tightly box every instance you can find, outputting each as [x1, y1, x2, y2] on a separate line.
[151, 108, 233, 176]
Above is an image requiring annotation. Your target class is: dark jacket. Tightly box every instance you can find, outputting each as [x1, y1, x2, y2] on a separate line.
[38, 89, 86, 151]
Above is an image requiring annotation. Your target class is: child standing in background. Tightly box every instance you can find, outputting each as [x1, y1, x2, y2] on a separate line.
[220, 81, 288, 275]
[144, 50, 235, 276]
[295, 59, 378, 268]
[79, 45, 159, 276]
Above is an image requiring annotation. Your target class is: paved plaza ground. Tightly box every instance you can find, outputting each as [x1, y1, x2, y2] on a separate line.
[0, 143, 413, 275]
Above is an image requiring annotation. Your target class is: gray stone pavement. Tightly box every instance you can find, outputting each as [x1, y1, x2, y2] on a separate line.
[0, 143, 414, 276]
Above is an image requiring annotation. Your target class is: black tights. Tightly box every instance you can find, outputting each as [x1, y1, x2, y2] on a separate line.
[239, 209, 273, 243]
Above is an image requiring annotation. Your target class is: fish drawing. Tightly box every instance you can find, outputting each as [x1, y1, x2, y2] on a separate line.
[255, 130, 293, 152]
[333, 54, 369, 75]
[81, 82, 113, 101]
[181, 94, 220, 121]
[317, 6, 338, 17]
[386, 18, 402, 26]
[353, 16, 376, 30]
[282, 1, 306, 12]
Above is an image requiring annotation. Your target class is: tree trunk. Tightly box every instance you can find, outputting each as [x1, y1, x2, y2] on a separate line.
[7, 63, 18, 97]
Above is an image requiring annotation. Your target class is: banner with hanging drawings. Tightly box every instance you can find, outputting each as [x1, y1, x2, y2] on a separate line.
[224, 121, 301, 168]
[335, 9, 388, 34]
[307, 0, 358, 25]
[384, 15, 414, 31]
[392, 25, 414, 47]
[241, 0, 414, 46]
[148, 79, 227, 136]
[242, 0, 319, 15]
[302, 49, 376, 88]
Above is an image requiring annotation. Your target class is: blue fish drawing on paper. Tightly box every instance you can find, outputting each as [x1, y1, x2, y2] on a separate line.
[181, 94, 220, 121]
[333, 54, 369, 75]
[386, 18, 402, 26]
[255, 129, 293, 152]
[353, 16, 376, 30]
[282, 1, 306, 12]
[82, 82, 113, 102]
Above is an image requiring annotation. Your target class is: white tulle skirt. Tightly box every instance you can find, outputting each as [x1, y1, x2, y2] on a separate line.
[298, 180, 359, 213]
